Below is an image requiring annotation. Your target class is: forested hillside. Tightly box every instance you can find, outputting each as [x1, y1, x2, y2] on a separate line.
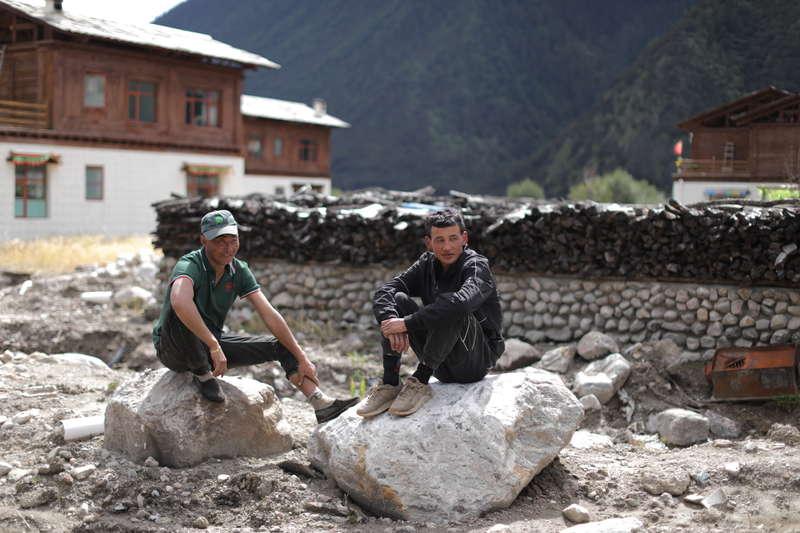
[528, 0, 800, 195]
[157, 0, 695, 194]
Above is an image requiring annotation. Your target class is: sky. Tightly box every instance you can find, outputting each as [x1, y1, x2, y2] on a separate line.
[61, 0, 186, 24]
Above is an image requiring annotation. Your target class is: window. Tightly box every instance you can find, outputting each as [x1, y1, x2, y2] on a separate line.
[274, 137, 283, 157]
[85, 166, 103, 200]
[185, 89, 220, 127]
[298, 139, 318, 162]
[187, 174, 219, 198]
[128, 81, 156, 122]
[274, 186, 285, 196]
[84, 74, 106, 108]
[14, 165, 47, 217]
[247, 137, 262, 158]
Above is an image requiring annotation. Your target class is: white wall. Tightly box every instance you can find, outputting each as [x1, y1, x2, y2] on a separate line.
[671, 179, 789, 205]
[0, 142, 281, 239]
[235, 173, 331, 196]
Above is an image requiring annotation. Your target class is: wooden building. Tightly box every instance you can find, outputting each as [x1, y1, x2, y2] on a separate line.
[0, 0, 348, 239]
[673, 86, 800, 203]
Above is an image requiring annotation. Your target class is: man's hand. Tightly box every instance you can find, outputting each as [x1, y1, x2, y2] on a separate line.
[380, 318, 407, 337]
[210, 345, 227, 377]
[295, 356, 319, 386]
[389, 333, 409, 353]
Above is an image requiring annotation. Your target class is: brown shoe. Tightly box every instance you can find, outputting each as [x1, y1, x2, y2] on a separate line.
[356, 383, 401, 418]
[388, 377, 432, 416]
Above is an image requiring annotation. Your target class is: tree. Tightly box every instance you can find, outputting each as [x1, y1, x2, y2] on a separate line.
[567, 168, 664, 204]
[506, 178, 545, 199]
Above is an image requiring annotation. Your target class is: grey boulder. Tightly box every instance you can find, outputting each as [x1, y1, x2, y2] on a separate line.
[308, 367, 583, 522]
[104, 369, 292, 467]
[648, 408, 709, 446]
[573, 353, 631, 404]
[493, 338, 541, 371]
[577, 331, 619, 360]
[537, 345, 576, 373]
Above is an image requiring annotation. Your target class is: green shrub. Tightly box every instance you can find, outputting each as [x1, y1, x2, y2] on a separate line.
[506, 178, 545, 199]
[568, 168, 664, 204]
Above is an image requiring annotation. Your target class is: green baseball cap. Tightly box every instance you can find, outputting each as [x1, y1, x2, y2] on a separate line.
[200, 209, 238, 239]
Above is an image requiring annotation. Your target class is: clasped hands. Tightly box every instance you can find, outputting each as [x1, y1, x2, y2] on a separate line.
[380, 317, 409, 353]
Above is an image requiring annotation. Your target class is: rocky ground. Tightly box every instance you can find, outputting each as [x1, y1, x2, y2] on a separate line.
[1, 256, 800, 532]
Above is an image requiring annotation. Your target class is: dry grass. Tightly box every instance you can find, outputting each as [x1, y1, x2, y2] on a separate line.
[0, 234, 159, 275]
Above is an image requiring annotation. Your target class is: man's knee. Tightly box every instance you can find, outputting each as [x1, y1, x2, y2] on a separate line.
[393, 292, 417, 316]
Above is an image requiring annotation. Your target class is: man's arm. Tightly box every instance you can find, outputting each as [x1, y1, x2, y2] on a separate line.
[404, 256, 496, 331]
[373, 254, 427, 322]
[246, 290, 317, 381]
[170, 277, 227, 376]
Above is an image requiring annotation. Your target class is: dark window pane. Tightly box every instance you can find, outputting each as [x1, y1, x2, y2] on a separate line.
[140, 94, 155, 122]
[84, 75, 105, 108]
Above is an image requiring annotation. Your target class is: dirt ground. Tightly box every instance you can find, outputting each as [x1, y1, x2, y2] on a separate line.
[2, 258, 800, 532]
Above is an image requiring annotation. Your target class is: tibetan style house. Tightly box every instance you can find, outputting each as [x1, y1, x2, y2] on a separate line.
[0, 0, 349, 238]
[673, 86, 800, 204]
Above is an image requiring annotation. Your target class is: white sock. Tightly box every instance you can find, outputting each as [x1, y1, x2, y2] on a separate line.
[195, 372, 214, 382]
[308, 388, 335, 410]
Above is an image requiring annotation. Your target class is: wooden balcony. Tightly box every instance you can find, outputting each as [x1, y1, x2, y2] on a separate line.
[675, 158, 750, 179]
[0, 99, 48, 129]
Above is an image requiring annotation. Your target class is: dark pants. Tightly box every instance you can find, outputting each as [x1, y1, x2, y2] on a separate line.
[382, 293, 500, 383]
[156, 310, 299, 378]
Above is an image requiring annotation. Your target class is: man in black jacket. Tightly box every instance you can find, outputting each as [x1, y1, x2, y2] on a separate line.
[357, 208, 505, 418]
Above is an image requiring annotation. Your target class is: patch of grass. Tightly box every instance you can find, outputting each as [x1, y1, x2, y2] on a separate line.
[347, 350, 369, 397]
[0, 234, 157, 275]
[771, 394, 800, 408]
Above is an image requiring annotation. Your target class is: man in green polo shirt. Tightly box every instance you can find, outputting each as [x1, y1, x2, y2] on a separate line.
[153, 209, 358, 423]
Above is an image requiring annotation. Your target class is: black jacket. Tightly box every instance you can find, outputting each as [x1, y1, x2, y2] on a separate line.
[373, 248, 504, 351]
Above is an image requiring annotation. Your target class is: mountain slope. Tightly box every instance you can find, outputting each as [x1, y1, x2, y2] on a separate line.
[528, 0, 800, 196]
[156, 0, 692, 193]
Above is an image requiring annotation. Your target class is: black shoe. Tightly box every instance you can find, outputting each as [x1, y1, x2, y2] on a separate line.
[193, 376, 225, 403]
[315, 397, 359, 424]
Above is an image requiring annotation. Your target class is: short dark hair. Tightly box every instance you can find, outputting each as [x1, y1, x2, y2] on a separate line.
[424, 208, 465, 236]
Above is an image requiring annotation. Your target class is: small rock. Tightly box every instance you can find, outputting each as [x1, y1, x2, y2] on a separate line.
[144, 456, 159, 468]
[71, 464, 96, 480]
[576, 331, 619, 360]
[217, 474, 230, 482]
[684, 493, 704, 505]
[18, 487, 57, 509]
[649, 408, 709, 446]
[723, 462, 740, 477]
[690, 471, 710, 486]
[493, 338, 541, 371]
[705, 410, 742, 439]
[537, 345, 576, 373]
[486, 526, 511, 533]
[56, 472, 74, 485]
[640, 466, 691, 496]
[562, 503, 591, 523]
[562, 517, 643, 533]
[7, 468, 33, 482]
[767, 423, 800, 446]
[569, 430, 613, 449]
[712, 439, 733, 448]
[579, 394, 601, 411]
[743, 441, 758, 453]
[12, 409, 37, 425]
[701, 487, 727, 509]
[0, 461, 12, 475]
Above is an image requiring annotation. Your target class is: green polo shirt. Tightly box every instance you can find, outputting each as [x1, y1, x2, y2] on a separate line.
[152, 248, 260, 346]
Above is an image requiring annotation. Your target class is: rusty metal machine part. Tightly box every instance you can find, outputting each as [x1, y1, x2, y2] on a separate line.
[704, 344, 799, 401]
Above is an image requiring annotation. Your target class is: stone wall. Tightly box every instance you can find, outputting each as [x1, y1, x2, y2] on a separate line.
[163, 257, 800, 361]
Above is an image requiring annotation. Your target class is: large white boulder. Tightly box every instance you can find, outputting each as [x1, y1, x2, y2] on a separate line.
[105, 369, 292, 467]
[308, 367, 583, 522]
[577, 331, 619, 360]
[573, 353, 632, 404]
